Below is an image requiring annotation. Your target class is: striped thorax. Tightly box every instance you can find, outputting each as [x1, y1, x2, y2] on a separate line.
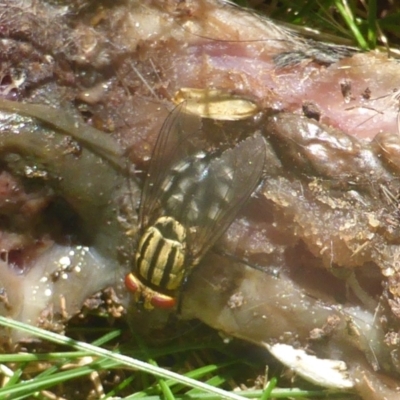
[135, 216, 186, 291]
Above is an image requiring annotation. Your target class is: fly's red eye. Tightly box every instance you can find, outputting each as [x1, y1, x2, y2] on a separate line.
[150, 293, 176, 309]
[125, 273, 141, 293]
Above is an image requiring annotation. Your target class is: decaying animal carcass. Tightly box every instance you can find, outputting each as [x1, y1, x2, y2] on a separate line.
[0, 1, 400, 398]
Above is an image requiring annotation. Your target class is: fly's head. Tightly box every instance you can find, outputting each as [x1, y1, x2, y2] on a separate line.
[124, 273, 177, 310]
[125, 216, 187, 310]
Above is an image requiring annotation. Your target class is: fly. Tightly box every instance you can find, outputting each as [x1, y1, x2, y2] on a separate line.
[125, 103, 266, 310]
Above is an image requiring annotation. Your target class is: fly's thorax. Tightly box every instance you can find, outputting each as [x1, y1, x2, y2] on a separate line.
[135, 216, 187, 291]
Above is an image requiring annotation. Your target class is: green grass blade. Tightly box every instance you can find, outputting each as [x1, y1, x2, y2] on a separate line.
[0, 316, 250, 400]
[260, 376, 277, 400]
[333, 0, 369, 49]
[367, 0, 377, 48]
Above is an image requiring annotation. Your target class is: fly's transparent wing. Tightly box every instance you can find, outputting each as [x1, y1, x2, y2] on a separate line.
[187, 133, 266, 261]
[139, 103, 203, 227]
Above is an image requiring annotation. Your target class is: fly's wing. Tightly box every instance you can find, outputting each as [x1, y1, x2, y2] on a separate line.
[182, 133, 266, 263]
[139, 103, 203, 227]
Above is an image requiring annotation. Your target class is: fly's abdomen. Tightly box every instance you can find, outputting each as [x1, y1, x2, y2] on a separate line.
[135, 216, 187, 291]
[162, 153, 232, 226]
